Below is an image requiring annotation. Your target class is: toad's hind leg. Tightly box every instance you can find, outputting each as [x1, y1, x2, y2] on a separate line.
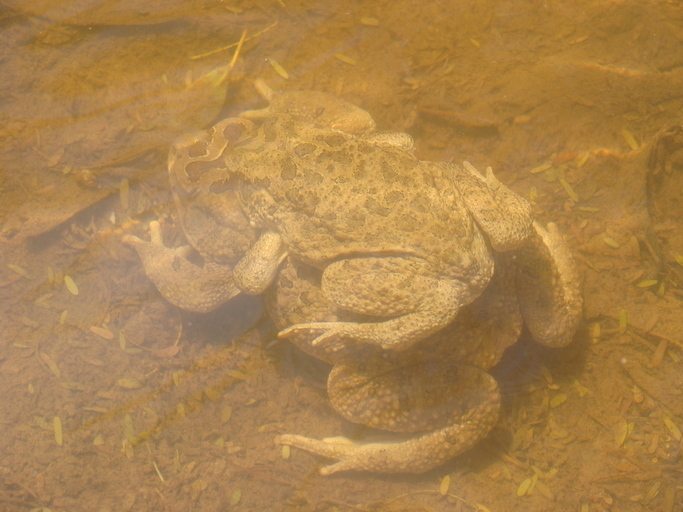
[277, 363, 500, 475]
[279, 256, 491, 352]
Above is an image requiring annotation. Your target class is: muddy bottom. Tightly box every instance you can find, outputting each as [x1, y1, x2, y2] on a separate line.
[1, 1, 682, 511]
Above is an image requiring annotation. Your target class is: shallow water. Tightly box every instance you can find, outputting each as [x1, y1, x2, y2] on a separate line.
[1, 1, 682, 511]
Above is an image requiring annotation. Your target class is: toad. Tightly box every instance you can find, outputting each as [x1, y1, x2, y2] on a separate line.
[123, 82, 582, 473]
[124, 81, 543, 354]
[270, 219, 581, 474]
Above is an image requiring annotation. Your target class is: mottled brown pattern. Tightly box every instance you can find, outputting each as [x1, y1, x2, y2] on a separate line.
[124, 82, 582, 473]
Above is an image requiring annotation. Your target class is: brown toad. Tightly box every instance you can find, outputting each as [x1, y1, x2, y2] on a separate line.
[123, 83, 582, 473]
[270, 220, 581, 475]
[125, 81, 542, 355]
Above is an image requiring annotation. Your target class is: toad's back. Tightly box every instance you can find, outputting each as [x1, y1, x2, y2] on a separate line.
[229, 118, 492, 279]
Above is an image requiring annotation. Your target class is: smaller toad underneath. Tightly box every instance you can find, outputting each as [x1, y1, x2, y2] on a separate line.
[269, 217, 580, 475]
[123, 82, 582, 474]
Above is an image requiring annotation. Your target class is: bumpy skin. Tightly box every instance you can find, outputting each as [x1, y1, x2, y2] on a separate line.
[218, 99, 533, 353]
[123, 83, 582, 473]
[125, 82, 535, 350]
[268, 256, 514, 475]
[271, 220, 581, 474]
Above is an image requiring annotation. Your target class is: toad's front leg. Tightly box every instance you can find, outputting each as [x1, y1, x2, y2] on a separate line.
[123, 221, 239, 313]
